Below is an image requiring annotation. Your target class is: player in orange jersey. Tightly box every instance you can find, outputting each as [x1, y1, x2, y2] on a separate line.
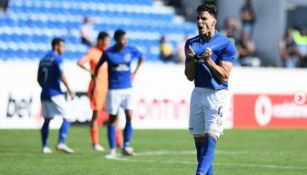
[77, 32, 123, 151]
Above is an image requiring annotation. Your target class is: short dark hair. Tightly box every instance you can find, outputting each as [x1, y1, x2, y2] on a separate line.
[51, 38, 64, 49]
[197, 4, 218, 19]
[114, 29, 126, 40]
[97, 31, 109, 40]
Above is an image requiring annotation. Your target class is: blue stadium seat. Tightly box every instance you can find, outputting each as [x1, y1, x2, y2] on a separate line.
[1, 34, 10, 42]
[1, 0, 196, 61]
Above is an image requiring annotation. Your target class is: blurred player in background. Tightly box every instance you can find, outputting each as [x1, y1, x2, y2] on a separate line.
[37, 38, 76, 154]
[95, 29, 144, 158]
[184, 4, 236, 175]
[77, 32, 123, 151]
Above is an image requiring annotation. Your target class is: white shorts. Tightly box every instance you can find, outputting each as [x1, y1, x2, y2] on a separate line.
[41, 95, 68, 119]
[189, 87, 228, 138]
[106, 88, 134, 115]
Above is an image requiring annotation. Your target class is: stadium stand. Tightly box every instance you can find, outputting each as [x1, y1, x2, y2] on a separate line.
[0, 0, 196, 61]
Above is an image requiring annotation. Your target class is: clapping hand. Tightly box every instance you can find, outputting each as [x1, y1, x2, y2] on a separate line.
[199, 48, 212, 61]
[186, 45, 196, 58]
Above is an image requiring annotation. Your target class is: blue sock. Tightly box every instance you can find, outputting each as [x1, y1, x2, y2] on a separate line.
[196, 135, 217, 174]
[195, 142, 214, 175]
[108, 123, 116, 149]
[58, 119, 70, 144]
[41, 120, 50, 147]
[123, 121, 133, 148]
[206, 166, 214, 175]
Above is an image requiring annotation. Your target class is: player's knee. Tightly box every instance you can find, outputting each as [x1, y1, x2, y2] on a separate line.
[194, 136, 205, 143]
[109, 115, 117, 124]
[124, 110, 132, 122]
[91, 111, 98, 124]
[90, 119, 96, 127]
[92, 111, 97, 118]
[126, 116, 132, 122]
[44, 118, 51, 123]
[206, 132, 218, 141]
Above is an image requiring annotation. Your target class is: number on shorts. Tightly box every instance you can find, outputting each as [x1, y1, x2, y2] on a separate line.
[218, 106, 223, 117]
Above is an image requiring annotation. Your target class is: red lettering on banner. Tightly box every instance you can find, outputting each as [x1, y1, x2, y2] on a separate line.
[233, 94, 307, 129]
[136, 99, 150, 120]
[134, 98, 189, 121]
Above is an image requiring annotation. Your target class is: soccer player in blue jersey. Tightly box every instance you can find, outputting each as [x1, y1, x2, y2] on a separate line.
[184, 4, 237, 175]
[95, 29, 144, 158]
[37, 38, 76, 154]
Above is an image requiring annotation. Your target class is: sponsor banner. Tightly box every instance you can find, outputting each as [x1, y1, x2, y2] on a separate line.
[233, 94, 307, 128]
[7, 61, 307, 129]
[0, 91, 43, 129]
[0, 90, 93, 129]
[0, 61, 235, 129]
[132, 96, 190, 129]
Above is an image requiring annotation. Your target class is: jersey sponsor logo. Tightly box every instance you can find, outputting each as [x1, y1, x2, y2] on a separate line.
[195, 59, 205, 63]
[189, 35, 201, 44]
[112, 64, 129, 71]
[124, 53, 131, 62]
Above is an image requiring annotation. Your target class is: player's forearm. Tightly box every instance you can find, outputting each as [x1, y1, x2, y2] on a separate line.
[185, 59, 196, 81]
[77, 61, 92, 74]
[205, 59, 229, 82]
[133, 57, 144, 75]
[61, 74, 73, 93]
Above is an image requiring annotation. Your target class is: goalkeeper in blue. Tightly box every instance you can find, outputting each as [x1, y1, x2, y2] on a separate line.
[184, 4, 237, 175]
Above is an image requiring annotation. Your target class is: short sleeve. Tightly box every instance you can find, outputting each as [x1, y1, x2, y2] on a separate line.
[131, 46, 143, 60]
[55, 57, 64, 75]
[184, 40, 191, 64]
[220, 41, 237, 63]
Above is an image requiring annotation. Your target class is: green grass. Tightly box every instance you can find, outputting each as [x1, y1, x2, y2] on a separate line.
[0, 127, 307, 175]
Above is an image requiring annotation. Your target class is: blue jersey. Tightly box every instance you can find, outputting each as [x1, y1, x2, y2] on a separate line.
[38, 51, 64, 100]
[96, 45, 143, 90]
[185, 32, 236, 90]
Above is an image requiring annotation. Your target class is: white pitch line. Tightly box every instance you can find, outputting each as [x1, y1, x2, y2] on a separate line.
[214, 162, 307, 171]
[116, 158, 307, 171]
[135, 150, 304, 157]
[112, 150, 307, 171]
[135, 150, 195, 156]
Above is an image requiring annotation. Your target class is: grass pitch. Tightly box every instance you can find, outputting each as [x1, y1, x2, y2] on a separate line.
[0, 127, 307, 175]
